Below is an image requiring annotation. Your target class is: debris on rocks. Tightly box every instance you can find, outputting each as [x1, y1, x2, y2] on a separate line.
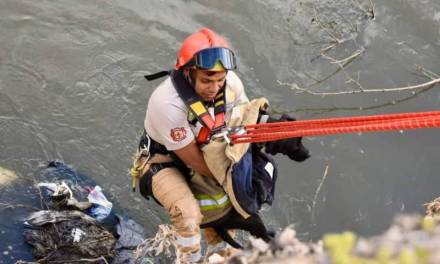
[324, 214, 440, 264]
[224, 227, 323, 264]
[218, 213, 440, 264]
[19, 161, 147, 264]
[424, 197, 440, 218]
[134, 224, 177, 264]
[23, 210, 116, 263]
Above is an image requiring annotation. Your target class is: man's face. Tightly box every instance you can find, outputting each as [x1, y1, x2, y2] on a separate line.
[190, 69, 227, 102]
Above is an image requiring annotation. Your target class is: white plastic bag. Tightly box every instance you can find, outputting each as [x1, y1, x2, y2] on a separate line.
[87, 186, 113, 221]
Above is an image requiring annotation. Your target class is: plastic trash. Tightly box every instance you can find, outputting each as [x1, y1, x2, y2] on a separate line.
[37, 181, 79, 210]
[24, 162, 147, 263]
[87, 185, 113, 221]
[38, 181, 73, 197]
[71, 227, 86, 243]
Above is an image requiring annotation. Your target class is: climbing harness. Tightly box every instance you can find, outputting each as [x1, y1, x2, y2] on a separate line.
[223, 110, 440, 144]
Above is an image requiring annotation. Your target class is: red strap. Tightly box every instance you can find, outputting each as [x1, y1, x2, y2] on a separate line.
[197, 127, 211, 144]
[201, 114, 215, 130]
[213, 112, 225, 129]
[231, 111, 440, 144]
[196, 112, 226, 144]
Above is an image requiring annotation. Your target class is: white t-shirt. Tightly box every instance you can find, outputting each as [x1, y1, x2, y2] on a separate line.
[144, 71, 249, 151]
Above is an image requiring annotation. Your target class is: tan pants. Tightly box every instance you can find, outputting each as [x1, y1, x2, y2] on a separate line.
[151, 166, 234, 262]
[151, 167, 204, 262]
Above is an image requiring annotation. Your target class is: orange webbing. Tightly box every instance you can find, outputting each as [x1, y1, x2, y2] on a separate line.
[231, 111, 440, 144]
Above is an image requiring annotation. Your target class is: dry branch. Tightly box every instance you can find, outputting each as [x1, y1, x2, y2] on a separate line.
[311, 165, 329, 223]
[306, 1, 369, 89]
[279, 77, 440, 96]
[135, 224, 177, 262]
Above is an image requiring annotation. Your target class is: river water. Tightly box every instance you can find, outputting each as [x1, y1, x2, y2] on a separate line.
[0, 0, 439, 262]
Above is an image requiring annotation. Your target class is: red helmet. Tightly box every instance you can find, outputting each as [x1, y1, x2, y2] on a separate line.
[175, 28, 234, 70]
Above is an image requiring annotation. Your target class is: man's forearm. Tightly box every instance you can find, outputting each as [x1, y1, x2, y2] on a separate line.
[173, 140, 214, 177]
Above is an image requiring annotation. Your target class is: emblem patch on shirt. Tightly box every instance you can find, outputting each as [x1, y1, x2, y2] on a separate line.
[170, 127, 187, 142]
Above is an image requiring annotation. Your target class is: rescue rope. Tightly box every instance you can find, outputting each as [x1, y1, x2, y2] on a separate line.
[230, 111, 440, 144]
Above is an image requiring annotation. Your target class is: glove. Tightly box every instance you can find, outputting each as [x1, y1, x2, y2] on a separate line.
[264, 114, 311, 162]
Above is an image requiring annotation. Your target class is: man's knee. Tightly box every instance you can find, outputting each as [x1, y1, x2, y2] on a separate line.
[170, 197, 203, 263]
[170, 196, 203, 230]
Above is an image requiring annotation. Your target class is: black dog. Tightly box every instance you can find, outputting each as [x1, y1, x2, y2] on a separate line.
[201, 210, 274, 249]
[264, 114, 311, 162]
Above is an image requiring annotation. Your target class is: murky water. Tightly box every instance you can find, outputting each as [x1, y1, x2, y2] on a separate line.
[1, 0, 439, 262]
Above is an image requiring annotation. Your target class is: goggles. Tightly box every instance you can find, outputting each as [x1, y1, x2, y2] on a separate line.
[191, 47, 237, 70]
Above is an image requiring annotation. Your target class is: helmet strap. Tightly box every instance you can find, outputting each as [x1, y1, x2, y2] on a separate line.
[182, 68, 196, 88]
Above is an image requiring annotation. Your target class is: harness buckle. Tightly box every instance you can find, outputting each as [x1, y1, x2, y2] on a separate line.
[210, 126, 246, 144]
[228, 126, 246, 136]
[210, 128, 229, 142]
